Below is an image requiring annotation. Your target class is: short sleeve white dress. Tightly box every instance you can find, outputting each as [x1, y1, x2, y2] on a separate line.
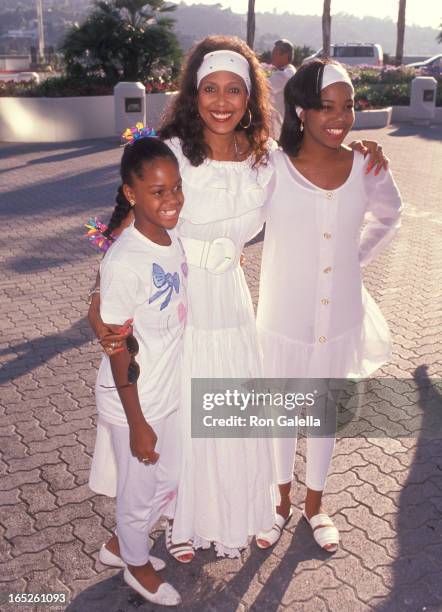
[257, 149, 403, 379]
[165, 138, 276, 556]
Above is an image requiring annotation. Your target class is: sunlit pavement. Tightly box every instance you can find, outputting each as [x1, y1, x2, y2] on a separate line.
[1, 124, 441, 611]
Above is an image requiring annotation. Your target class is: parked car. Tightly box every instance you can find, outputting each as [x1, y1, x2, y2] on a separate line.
[406, 54, 442, 78]
[303, 43, 383, 67]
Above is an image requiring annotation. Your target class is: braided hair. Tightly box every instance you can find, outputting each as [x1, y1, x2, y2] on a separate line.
[104, 185, 132, 238]
[104, 137, 178, 240]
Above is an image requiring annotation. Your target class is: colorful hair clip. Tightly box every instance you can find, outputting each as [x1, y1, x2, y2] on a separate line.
[84, 217, 115, 253]
[121, 122, 157, 146]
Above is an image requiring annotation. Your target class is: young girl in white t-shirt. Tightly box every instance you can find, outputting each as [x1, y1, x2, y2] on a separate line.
[256, 60, 402, 552]
[88, 136, 187, 606]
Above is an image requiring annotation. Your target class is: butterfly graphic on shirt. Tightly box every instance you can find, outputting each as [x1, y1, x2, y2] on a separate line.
[148, 263, 180, 311]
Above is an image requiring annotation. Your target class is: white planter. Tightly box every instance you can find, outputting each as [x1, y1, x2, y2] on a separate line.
[354, 107, 392, 129]
[0, 95, 114, 142]
[391, 105, 442, 124]
[0, 91, 178, 143]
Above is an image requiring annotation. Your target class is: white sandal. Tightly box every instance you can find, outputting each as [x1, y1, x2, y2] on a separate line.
[165, 520, 195, 563]
[99, 543, 166, 571]
[303, 511, 339, 552]
[256, 510, 293, 549]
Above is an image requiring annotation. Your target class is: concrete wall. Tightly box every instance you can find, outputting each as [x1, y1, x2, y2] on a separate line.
[0, 55, 31, 71]
[0, 91, 440, 143]
[0, 91, 178, 142]
[0, 96, 114, 142]
[391, 105, 442, 123]
[354, 107, 393, 129]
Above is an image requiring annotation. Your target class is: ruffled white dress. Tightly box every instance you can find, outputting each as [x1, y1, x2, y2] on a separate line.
[257, 149, 403, 379]
[165, 138, 276, 557]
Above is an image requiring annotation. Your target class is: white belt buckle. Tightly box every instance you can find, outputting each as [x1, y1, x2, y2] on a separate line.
[204, 237, 236, 274]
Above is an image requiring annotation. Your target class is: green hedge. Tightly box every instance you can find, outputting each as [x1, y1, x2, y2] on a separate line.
[0, 74, 177, 98]
[348, 65, 417, 85]
[355, 80, 442, 109]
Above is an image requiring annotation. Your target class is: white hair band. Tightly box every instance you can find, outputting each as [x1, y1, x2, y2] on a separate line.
[322, 63, 354, 91]
[196, 49, 251, 94]
[295, 62, 354, 118]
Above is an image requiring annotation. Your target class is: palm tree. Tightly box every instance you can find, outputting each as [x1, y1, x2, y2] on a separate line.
[322, 0, 331, 58]
[62, 0, 181, 82]
[246, 0, 255, 49]
[395, 0, 407, 65]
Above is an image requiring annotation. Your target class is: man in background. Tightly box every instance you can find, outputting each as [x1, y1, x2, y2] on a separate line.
[268, 39, 296, 139]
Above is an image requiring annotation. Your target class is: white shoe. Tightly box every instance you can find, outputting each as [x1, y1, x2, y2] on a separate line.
[256, 510, 293, 549]
[99, 544, 166, 571]
[303, 511, 339, 553]
[123, 568, 181, 606]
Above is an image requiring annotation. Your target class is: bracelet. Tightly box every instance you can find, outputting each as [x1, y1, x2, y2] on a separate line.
[86, 287, 100, 304]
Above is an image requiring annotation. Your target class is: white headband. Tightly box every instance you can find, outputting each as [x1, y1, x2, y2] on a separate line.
[296, 63, 354, 118]
[196, 50, 252, 94]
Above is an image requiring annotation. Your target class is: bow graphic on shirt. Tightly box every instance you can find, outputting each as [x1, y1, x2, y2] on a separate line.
[148, 263, 180, 311]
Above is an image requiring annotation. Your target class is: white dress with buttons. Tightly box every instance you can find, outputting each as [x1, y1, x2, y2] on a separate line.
[165, 138, 276, 557]
[257, 148, 403, 379]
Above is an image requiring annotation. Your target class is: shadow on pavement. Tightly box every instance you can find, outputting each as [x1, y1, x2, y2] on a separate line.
[1, 223, 100, 274]
[373, 365, 442, 611]
[66, 519, 330, 611]
[0, 317, 92, 382]
[0, 163, 118, 219]
[0, 138, 117, 173]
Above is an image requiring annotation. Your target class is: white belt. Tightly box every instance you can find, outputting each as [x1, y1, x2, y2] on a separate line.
[180, 236, 238, 274]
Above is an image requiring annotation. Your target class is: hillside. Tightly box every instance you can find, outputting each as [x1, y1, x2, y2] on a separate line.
[173, 3, 441, 55]
[0, 1, 439, 57]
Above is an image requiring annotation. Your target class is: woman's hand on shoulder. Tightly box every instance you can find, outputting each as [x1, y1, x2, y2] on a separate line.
[348, 139, 389, 176]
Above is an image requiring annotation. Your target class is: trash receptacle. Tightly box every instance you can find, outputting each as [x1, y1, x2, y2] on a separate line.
[114, 82, 146, 135]
[410, 76, 437, 124]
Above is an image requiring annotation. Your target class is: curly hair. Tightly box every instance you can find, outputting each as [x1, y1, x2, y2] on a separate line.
[159, 35, 271, 168]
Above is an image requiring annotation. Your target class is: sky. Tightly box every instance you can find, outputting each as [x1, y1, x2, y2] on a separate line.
[182, 1, 441, 29]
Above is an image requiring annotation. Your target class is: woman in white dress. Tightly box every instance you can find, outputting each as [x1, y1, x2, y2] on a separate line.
[158, 37, 278, 558]
[255, 60, 402, 552]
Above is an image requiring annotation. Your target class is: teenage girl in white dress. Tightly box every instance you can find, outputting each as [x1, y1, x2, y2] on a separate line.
[256, 60, 402, 552]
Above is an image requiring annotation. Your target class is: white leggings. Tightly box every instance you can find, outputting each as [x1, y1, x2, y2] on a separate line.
[273, 382, 337, 492]
[273, 435, 336, 492]
[110, 411, 180, 566]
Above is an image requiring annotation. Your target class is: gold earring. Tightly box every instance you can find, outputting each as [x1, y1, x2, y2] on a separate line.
[299, 120, 304, 132]
[239, 108, 252, 129]
[129, 200, 135, 207]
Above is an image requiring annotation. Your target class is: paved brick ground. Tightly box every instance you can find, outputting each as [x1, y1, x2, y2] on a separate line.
[0, 125, 441, 612]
